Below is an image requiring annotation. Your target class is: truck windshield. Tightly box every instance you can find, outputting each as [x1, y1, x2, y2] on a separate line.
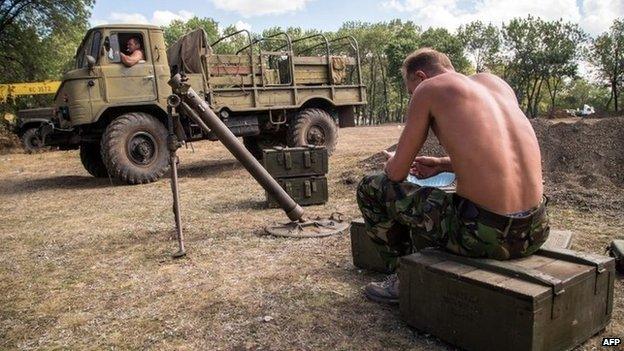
[75, 31, 101, 69]
[106, 33, 121, 63]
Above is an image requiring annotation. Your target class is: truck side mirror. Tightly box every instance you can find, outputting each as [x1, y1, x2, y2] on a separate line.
[86, 55, 96, 70]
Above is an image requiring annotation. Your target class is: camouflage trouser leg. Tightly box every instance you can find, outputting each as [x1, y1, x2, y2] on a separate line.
[356, 172, 551, 272]
[356, 172, 455, 272]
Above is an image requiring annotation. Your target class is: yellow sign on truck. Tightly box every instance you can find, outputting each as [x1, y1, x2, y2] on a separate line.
[0, 81, 61, 103]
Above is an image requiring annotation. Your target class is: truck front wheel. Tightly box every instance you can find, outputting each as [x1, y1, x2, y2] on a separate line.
[100, 112, 169, 185]
[80, 142, 108, 177]
[287, 108, 338, 155]
[21, 127, 47, 153]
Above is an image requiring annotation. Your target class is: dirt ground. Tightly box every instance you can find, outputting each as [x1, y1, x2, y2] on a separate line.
[1, 121, 622, 350]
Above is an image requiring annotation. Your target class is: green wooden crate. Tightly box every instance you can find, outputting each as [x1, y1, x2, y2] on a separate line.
[262, 146, 328, 178]
[266, 175, 328, 208]
[350, 218, 391, 273]
[399, 248, 615, 351]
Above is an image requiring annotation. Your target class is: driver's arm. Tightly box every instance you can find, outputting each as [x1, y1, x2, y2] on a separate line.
[120, 50, 144, 67]
[384, 81, 434, 182]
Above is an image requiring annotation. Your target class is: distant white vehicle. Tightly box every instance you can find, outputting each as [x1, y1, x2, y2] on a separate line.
[566, 104, 595, 117]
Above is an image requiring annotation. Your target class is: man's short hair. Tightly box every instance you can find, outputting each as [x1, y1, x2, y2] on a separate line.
[402, 48, 454, 79]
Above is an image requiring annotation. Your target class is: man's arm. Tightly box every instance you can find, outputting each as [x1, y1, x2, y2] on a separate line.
[384, 82, 434, 182]
[120, 50, 144, 67]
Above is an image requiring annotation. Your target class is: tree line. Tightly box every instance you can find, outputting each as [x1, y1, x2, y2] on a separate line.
[1, 1, 622, 122]
[163, 16, 623, 121]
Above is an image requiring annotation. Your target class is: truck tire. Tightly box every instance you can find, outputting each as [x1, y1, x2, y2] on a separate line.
[21, 127, 46, 153]
[287, 108, 338, 155]
[80, 142, 108, 178]
[100, 112, 169, 185]
[243, 134, 287, 160]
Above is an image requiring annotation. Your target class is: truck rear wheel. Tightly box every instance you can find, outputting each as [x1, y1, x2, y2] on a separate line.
[100, 112, 169, 185]
[287, 108, 338, 155]
[21, 127, 47, 153]
[80, 142, 108, 178]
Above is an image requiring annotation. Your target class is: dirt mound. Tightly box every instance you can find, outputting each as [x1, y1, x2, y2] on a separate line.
[355, 117, 624, 214]
[533, 118, 624, 186]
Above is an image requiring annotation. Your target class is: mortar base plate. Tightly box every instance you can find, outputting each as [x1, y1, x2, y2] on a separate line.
[265, 214, 350, 238]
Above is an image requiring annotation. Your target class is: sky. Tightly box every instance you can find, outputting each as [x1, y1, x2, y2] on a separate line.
[90, 0, 624, 36]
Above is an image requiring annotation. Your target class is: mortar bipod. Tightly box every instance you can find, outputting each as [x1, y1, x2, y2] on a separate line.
[166, 94, 186, 258]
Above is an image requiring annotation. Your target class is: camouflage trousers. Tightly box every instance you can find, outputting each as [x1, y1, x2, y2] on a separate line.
[356, 172, 550, 272]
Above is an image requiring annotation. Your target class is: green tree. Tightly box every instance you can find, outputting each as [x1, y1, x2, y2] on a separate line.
[502, 16, 585, 117]
[457, 21, 501, 73]
[162, 17, 220, 47]
[0, 0, 93, 112]
[559, 78, 611, 111]
[589, 19, 624, 111]
[419, 27, 471, 74]
[384, 21, 420, 120]
[337, 21, 393, 124]
[541, 20, 586, 115]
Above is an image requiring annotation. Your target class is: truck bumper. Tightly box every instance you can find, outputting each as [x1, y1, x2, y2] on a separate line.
[39, 122, 80, 150]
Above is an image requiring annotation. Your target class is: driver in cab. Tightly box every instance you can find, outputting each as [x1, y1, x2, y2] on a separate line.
[120, 37, 144, 67]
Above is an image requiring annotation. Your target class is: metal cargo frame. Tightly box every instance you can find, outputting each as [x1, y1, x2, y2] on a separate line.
[200, 30, 366, 113]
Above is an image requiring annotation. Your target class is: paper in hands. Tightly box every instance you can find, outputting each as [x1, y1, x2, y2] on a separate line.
[406, 172, 456, 188]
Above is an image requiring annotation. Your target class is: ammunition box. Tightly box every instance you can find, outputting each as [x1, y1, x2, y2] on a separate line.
[350, 218, 435, 273]
[608, 239, 624, 274]
[350, 218, 392, 273]
[262, 146, 328, 178]
[266, 176, 328, 207]
[399, 248, 615, 351]
[541, 229, 573, 250]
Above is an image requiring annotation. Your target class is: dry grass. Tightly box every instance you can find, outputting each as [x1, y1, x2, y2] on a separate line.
[0, 124, 622, 350]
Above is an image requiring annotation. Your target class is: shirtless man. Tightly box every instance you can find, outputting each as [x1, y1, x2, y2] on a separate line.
[357, 48, 550, 304]
[120, 37, 144, 67]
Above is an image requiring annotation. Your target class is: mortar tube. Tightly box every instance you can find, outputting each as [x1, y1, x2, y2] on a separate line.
[170, 76, 304, 222]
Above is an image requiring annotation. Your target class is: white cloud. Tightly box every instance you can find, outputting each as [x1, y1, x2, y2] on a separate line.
[381, 0, 622, 35]
[210, 0, 312, 17]
[234, 20, 252, 31]
[94, 10, 195, 27]
[151, 10, 195, 26]
[109, 12, 149, 24]
[582, 0, 624, 35]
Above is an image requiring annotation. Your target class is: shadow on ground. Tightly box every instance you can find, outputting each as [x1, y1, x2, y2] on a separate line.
[176, 158, 242, 178]
[0, 175, 115, 195]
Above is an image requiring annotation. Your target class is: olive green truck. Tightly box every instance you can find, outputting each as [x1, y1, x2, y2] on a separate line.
[43, 24, 366, 184]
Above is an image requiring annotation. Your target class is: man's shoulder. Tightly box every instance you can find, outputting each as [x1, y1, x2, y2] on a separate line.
[470, 72, 515, 97]
[418, 72, 471, 98]
[470, 72, 504, 83]
[131, 50, 145, 59]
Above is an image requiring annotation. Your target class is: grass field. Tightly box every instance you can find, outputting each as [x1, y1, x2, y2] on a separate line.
[1, 124, 622, 350]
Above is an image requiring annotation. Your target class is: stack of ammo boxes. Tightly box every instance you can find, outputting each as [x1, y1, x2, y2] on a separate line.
[262, 146, 329, 207]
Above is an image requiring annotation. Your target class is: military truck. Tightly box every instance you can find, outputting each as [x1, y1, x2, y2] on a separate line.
[43, 24, 366, 184]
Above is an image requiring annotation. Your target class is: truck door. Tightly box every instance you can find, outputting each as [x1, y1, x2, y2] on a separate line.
[100, 30, 157, 103]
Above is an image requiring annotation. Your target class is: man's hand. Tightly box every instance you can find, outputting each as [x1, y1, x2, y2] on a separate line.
[410, 156, 451, 178]
[382, 150, 395, 170]
[382, 150, 395, 160]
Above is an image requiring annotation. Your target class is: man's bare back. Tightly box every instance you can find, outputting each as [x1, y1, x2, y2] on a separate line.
[385, 71, 543, 214]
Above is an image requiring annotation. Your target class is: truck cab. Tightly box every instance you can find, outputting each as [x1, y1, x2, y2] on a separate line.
[54, 24, 169, 130]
